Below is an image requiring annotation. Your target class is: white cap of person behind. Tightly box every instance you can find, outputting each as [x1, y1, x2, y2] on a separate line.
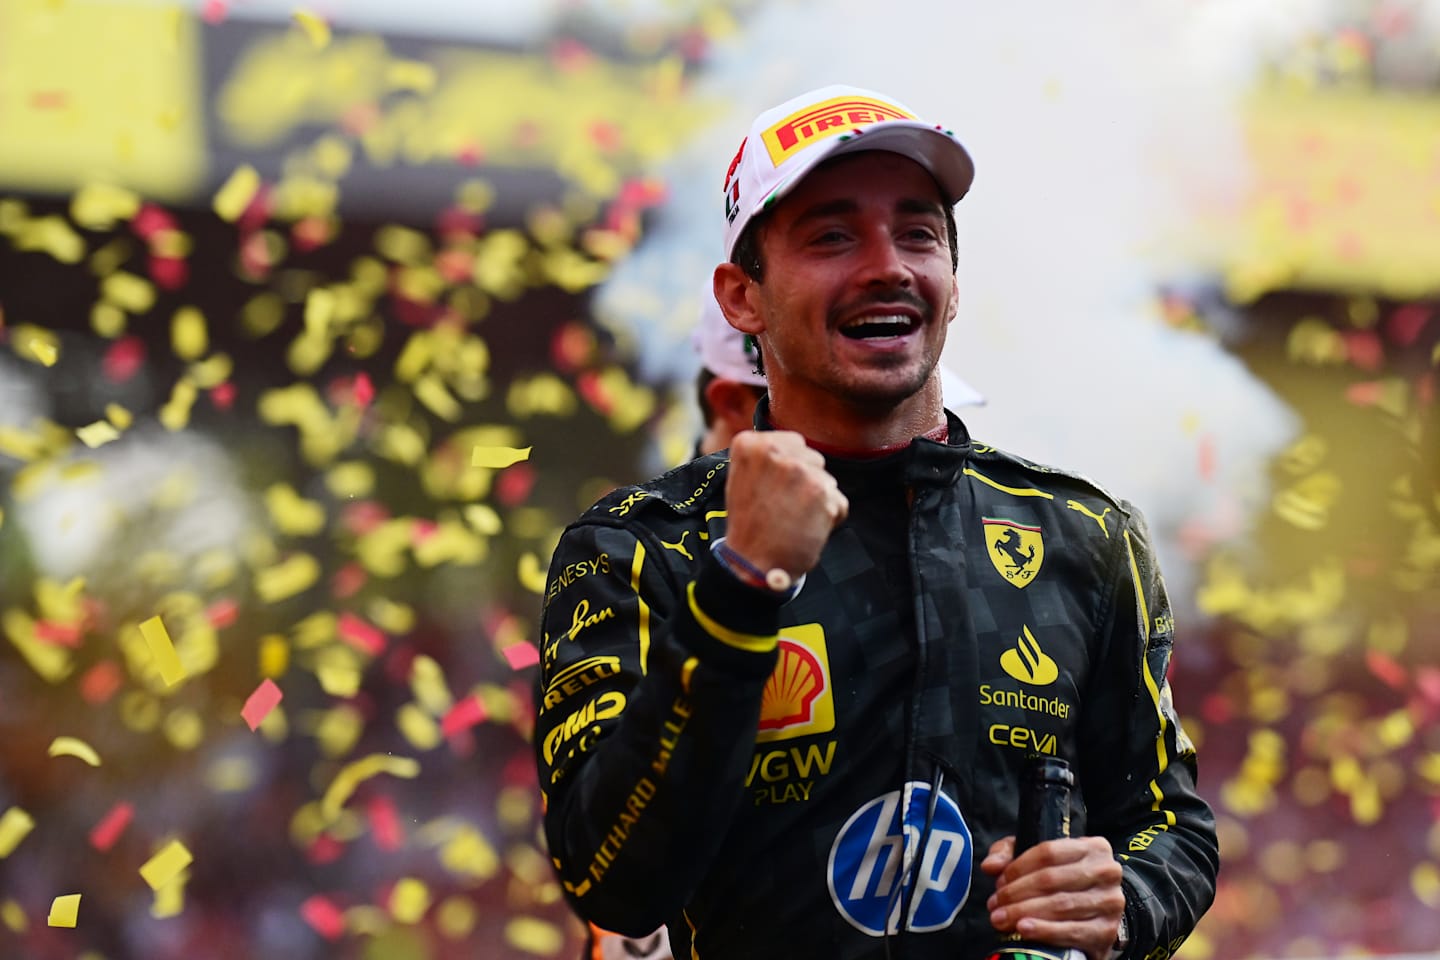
[721, 84, 975, 260]
[693, 288, 985, 408]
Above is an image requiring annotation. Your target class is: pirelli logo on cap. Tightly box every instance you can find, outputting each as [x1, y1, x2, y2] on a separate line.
[761, 95, 915, 166]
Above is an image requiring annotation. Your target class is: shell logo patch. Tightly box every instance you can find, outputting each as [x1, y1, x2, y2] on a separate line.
[756, 623, 834, 744]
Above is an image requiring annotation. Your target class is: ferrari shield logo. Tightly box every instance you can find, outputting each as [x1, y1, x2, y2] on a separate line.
[983, 518, 1044, 588]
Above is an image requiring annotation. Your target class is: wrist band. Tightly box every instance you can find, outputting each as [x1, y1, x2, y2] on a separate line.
[712, 538, 796, 596]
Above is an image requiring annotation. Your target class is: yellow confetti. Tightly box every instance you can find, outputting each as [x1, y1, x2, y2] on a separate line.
[171, 306, 208, 360]
[2, 899, 26, 933]
[312, 704, 363, 757]
[48, 736, 101, 767]
[70, 183, 142, 230]
[75, 420, 121, 449]
[213, 165, 260, 222]
[28, 338, 58, 367]
[91, 302, 127, 337]
[314, 646, 362, 698]
[159, 377, 198, 432]
[386, 59, 437, 93]
[0, 808, 35, 857]
[389, 877, 430, 924]
[414, 374, 462, 421]
[264, 484, 326, 537]
[319, 754, 421, 824]
[139, 839, 193, 891]
[396, 703, 442, 750]
[292, 9, 331, 48]
[151, 870, 187, 919]
[436, 895, 477, 940]
[14, 216, 85, 264]
[438, 826, 499, 880]
[105, 403, 133, 429]
[259, 633, 290, 678]
[463, 504, 502, 535]
[100, 272, 156, 313]
[410, 655, 454, 716]
[138, 615, 186, 686]
[471, 445, 531, 469]
[1414, 863, 1440, 908]
[47, 894, 80, 928]
[254, 553, 321, 603]
[517, 552, 547, 594]
[504, 916, 564, 956]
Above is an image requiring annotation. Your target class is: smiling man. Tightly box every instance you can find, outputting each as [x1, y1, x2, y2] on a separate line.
[534, 85, 1218, 960]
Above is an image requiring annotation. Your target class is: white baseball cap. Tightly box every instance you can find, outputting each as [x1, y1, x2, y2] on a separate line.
[692, 286, 985, 408]
[692, 285, 767, 387]
[722, 84, 975, 259]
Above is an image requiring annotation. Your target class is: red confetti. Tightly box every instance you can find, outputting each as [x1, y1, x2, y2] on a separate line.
[1386, 305, 1432, 346]
[236, 185, 273, 234]
[79, 660, 123, 706]
[1345, 381, 1385, 407]
[352, 372, 374, 408]
[131, 203, 177, 240]
[102, 337, 146, 384]
[88, 802, 134, 852]
[1343, 331, 1385, 371]
[340, 501, 388, 536]
[300, 895, 346, 940]
[337, 613, 386, 656]
[148, 255, 189, 291]
[210, 381, 236, 410]
[500, 643, 539, 670]
[1365, 650, 1408, 691]
[331, 563, 367, 599]
[366, 795, 404, 852]
[1416, 668, 1440, 705]
[29, 91, 68, 111]
[241, 678, 284, 731]
[441, 694, 488, 737]
[495, 463, 537, 508]
[200, 0, 228, 24]
[306, 833, 346, 865]
[33, 620, 82, 647]
[206, 598, 239, 629]
[1197, 433, 1216, 482]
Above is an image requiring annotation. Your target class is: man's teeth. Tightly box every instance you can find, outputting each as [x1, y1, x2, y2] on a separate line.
[841, 315, 914, 338]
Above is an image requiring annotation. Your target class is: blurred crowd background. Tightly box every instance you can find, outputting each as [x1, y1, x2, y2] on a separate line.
[0, 0, 1436, 958]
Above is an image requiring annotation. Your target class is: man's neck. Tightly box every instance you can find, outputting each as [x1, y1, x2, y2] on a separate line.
[764, 384, 948, 455]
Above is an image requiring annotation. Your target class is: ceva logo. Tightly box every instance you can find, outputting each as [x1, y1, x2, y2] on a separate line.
[827, 782, 972, 936]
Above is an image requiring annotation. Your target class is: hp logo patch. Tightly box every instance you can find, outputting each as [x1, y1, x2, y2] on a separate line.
[827, 781, 972, 936]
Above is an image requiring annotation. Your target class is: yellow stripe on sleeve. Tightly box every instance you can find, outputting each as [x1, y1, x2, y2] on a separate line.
[686, 583, 777, 654]
[1126, 530, 1177, 825]
[962, 467, 1055, 499]
[631, 542, 651, 674]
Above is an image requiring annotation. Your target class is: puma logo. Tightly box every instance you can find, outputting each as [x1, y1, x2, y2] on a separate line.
[1066, 500, 1111, 538]
[660, 531, 694, 561]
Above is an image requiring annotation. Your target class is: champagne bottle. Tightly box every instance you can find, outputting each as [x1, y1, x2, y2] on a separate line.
[985, 757, 1086, 960]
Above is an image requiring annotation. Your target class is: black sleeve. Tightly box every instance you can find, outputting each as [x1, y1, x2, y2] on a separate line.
[1079, 505, 1220, 958]
[534, 518, 785, 936]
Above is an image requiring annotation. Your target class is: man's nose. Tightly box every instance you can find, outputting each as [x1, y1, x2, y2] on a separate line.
[855, 232, 910, 287]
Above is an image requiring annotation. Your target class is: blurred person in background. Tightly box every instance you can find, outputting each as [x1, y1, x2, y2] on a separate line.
[537, 85, 1217, 959]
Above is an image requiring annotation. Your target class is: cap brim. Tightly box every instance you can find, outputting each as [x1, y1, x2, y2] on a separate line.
[823, 123, 975, 205]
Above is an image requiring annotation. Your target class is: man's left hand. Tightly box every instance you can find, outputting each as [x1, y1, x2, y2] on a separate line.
[981, 835, 1125, 960]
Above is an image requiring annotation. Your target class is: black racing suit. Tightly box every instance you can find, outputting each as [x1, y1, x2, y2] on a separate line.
[535, 409, 1218, 959]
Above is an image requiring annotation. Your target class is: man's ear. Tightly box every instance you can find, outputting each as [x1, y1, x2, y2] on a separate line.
[946, 274, 959, 324]
[704, 377, 762, 438]
[714, 263, 762, 335]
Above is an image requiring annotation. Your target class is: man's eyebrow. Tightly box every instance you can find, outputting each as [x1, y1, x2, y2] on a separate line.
[789, 196, 946, 227]
[789, 199, 859, 226]
[896, 197, 947, 219]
